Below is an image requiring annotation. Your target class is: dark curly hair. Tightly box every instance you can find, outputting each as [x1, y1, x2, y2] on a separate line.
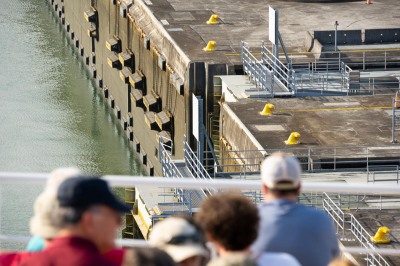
[195, 192, 259, 251]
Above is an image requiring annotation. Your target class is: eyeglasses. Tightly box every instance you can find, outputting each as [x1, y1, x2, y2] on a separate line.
[167, 234, 202, 245]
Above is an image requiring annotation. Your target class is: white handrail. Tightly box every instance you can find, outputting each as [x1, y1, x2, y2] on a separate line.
[2, 234, 400, 256]
[1, 172, 400, 194]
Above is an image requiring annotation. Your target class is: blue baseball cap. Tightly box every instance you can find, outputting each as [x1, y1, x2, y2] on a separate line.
[57, 176, 131, 213]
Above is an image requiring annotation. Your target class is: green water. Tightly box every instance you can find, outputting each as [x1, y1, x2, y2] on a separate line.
[0, 0, 144, 249]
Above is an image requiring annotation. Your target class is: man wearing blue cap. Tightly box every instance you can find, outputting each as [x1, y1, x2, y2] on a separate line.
[21, 176, 131, 266]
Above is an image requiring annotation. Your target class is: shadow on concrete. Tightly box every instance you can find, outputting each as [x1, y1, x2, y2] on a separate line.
[288, 0, 363, 3]
[274, 113, 292, 117]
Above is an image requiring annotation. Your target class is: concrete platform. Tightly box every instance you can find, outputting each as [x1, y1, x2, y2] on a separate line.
[224, 94, 397, 149]
[140, 0, 400, 66]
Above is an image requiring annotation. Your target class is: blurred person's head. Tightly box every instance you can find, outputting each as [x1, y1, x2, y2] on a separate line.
[149, 217, 207, 266]
[261, 152, 301, 201]
[121, 247, 177, 266]
[54, 176, 130, 252]
[195, 192, 259, 255]
[29, 167, 81, 247]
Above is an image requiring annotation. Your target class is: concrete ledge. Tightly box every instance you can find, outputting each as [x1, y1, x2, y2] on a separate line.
[132, 134, 140, 153]
[129, 0, 189, 81]
[311, 39, 324, 59]
[127, 126, 134, 141]
[127, 112, 133, 126]
[304, 31, 314, 52]
[130, 90, 143, 108]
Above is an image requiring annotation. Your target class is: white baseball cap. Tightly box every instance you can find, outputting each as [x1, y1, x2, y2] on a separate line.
[149, 217, 207, 263]
[261, 152, 301, 190]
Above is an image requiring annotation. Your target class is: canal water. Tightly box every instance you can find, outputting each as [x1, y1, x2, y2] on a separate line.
[0, 0, 145, 250]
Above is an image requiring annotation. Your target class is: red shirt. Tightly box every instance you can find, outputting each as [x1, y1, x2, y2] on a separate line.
[0, 252, 31, 266]
[103, 248, 125, 265]
[19, 236, 116, 266]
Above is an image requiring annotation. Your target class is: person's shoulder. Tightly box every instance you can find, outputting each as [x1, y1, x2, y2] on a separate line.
[208, 253, 257, 266]
[297, 204, 330, 218]
[18, 251, 50, 266]
[257, 252, 301, 266]
[103, 248, 125, 265]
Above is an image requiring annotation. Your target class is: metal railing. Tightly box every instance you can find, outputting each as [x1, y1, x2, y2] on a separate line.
[158, 136, 190, 207]
[2, 232, 400, 258]
[159, 137, 180, 179]
[183, 139, 215, 196]
[2, 173, 400, 263]
[205, 146, 400, 177]
[287, 49, 400, 72]
[241, 41, 295, 96]
[242, 41, 400, 96]
[367, 168, 400, 184]
[241, 42, 274, 93]
[323, 193, 390, 266]
[261, 41, 296, 93]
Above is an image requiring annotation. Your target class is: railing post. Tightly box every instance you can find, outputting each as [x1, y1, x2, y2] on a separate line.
[334, 148, 337, 171]
[384, 51, 387, 70]
[342, 212, 346, 239]
[392, 97, 396, 144]
[373, 78, 375, 95]
[363, 52, 365, 70]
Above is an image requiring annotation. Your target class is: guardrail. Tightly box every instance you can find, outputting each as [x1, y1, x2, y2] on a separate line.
[183, 140, 215, 196]
[241, 41, 273, 93]
[2, 173, 400, 263]
[3, 173, 400, 194]
[323, 193, 390, 266]
[203, 146, 400, 177]
[264, 43, 400, 96]
[286, 49, 400, 72]
[2, 234, 400, 258]
[241, 41, 295, 96]
[368, 168, 400, 184]
[261, 41, 296, 94]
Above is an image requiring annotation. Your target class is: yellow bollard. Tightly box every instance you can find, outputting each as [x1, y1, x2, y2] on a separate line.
[260, 104, 275, 116]
[370, 226, 391, 244]
[206, 14, 219, 25]
[203, 41, 216, 52]
[284, 132, 301, 145]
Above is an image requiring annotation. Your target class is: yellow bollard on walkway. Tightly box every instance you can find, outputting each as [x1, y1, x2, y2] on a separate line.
[284, 132, 301, 145]
[203, 41, 216, 52]
[260, 104, 275, 116]
[206, 14, 219, 25]
[370, 226, 391, 244]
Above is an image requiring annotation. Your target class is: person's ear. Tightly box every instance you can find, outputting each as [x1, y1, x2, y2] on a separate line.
[81, 211, 94, 233]
[262, 183, 269, 195]
[296, 184, 301, 196]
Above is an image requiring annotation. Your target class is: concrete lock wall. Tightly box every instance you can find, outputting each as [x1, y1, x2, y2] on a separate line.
[52, 0, 200, 176]
[220, 104, 266, 173]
